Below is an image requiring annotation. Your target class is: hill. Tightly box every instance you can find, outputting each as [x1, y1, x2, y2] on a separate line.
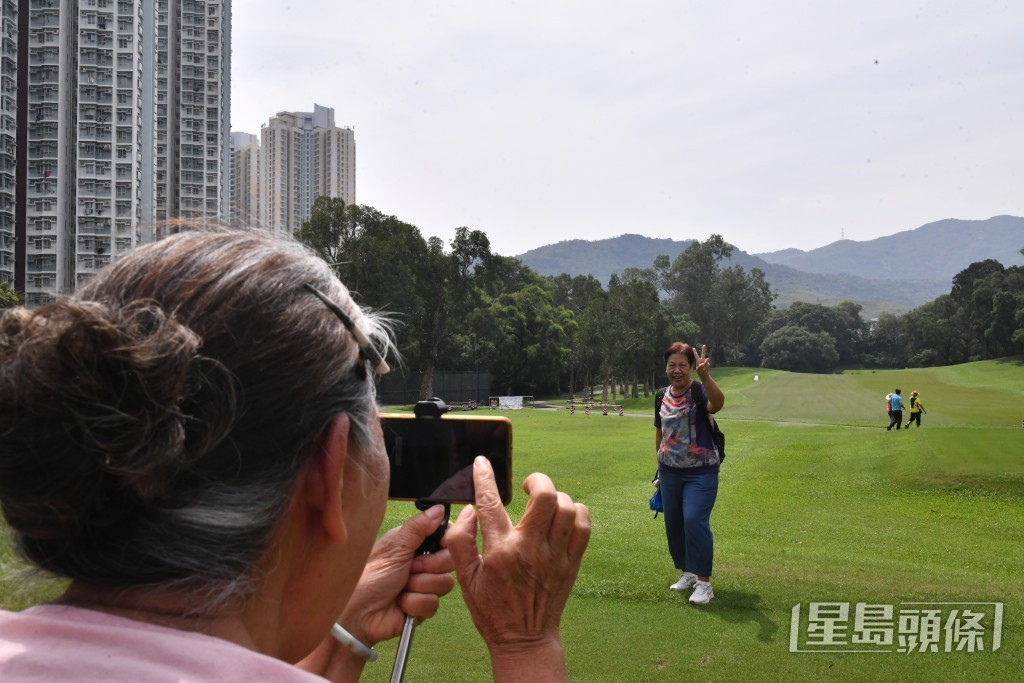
[755, 215, 1024, 280]
[516, 216, 1023, 316]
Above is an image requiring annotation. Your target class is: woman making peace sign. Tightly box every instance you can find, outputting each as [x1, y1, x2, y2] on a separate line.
[654, 342, 725, 605]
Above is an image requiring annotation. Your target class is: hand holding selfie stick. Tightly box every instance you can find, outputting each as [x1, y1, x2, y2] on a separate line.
[390, 499, 450, 683]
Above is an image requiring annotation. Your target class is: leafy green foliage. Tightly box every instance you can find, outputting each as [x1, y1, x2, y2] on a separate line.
[472, 284, 572, 395]
[296, 198, 1022, 389]
[759, 324, 839, 372]
[903, 261, 1024, 366]
[657, 235, 775, 365]
[296, 199, 578, 397]
[749, 301, 869, 370]
[0, 282, 21, 309]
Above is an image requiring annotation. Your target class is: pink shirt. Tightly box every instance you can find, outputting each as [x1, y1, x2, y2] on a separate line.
[0, 605, 324, 682]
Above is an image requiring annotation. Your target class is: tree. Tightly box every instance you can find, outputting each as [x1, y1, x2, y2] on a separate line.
[898, 260, 1024, 365]
[709, 265, 775, 364]
[864, 312, 908, 368]
[296, 196, 353, 267]
[412, 228, 496, 399]
[776, 301, 868, 367]
[0, 282, 20, 309]
[950, 259, 1004, 307]
[472, 284, 572, 396]
[297, 200, 432, 374]
[476, 254, 546, 297]
[759, 325, 839, 373]
[902, 295, 969, 366]
[659, 235, 773, 362]
[548, 273, 606, 396]
[660, 235, 732, 350]
[832, 301, 870, 364]
[985, 290, 1020, 357]
[591, 276, 665, 401]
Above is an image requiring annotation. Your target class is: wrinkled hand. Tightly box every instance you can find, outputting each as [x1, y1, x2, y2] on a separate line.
[338, 505, 456, 644]
[296, 505, 455, 680]
[444, 457, 591, 679]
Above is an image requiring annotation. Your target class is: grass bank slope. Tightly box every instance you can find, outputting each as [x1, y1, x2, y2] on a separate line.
[608, 357, 1024, 430]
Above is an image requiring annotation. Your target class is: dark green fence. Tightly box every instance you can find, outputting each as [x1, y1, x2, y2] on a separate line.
[377, 371, 492, 407]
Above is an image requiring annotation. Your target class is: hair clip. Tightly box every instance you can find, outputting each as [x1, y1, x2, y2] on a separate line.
[304, 284, 391, 375]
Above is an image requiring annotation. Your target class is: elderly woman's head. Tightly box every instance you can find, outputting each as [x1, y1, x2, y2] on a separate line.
[0, 226, 393, 609]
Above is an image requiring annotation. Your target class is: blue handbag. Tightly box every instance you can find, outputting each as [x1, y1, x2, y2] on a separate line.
[649, 473, 663, 518]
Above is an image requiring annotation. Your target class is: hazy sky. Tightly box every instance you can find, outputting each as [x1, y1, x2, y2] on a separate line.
[231, 1, 1024, 257]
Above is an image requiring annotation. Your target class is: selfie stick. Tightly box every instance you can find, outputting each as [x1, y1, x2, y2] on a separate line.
[389, 498, 450, 683]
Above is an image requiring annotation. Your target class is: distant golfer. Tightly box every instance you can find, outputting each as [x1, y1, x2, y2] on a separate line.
[905, 390, 926, 428]
[887, 388, 904, 430]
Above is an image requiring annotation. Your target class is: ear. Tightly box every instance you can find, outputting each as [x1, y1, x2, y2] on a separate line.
[303, 414, 350, 545]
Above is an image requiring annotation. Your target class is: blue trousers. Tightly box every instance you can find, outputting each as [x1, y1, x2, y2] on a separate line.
[660, 469, 718, 577]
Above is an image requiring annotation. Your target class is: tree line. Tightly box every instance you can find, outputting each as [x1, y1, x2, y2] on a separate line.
[754, 254, 1024, 372]
[297, 198, 1024, 396]
[297, 199, 774, 398]
[4, 200, 1019, 397]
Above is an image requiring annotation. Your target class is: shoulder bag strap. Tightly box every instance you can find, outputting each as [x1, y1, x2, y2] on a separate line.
[689, 381, 718, 465]
[690, 381, 717, 432]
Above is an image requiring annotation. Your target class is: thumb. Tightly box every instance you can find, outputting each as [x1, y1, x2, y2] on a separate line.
[386, 504, 448, 554]
[442, 504, 480, 575]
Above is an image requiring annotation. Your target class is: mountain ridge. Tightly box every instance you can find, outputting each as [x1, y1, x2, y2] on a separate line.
[754, 215, 1024, 280]
[515, 216, 1024, 317]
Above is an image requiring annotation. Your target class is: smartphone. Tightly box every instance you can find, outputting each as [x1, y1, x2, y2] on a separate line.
[380, 413, 513, 505]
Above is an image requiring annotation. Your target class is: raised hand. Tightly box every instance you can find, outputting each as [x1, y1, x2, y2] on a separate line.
[444, 457, 591, 682]
[695, 343, 711, 377]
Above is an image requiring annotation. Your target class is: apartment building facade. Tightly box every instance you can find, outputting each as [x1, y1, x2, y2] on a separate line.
[1, 0, 15, 288]
[228, 130, 257, 227]
[15, 0, 231, 307]
[259, 103, 355, 236]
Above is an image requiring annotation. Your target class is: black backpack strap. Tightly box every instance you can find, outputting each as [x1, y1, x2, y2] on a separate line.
[689, 381, 709, 421]
[690, 380, 720, 449]
[688, 381, 707, 438]
[689, 381, 700, 410]
[654, 387, 667, 429]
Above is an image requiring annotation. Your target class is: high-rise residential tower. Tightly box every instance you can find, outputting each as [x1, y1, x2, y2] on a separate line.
[16, 0, 231, 307]
[1, 0, 15, 289]
[229, 130, 259, 227]
[260, 104, 355, 236]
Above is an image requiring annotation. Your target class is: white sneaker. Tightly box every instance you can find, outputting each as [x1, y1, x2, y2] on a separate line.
[670, 572, 698, 592]
[689, 580, 714, 605]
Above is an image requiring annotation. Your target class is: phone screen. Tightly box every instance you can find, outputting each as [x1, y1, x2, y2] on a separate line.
[380, 414, 513, 505]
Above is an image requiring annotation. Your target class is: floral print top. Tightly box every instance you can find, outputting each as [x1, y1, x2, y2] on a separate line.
[654, 383, 720, 473]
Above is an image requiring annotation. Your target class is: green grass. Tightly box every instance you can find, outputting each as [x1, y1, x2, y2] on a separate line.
[4, 360, 1024, 681]
[361, 412, 1023, 682]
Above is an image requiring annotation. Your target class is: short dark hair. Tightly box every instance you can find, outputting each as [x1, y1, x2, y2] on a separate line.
[664, 342, 696, 367]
